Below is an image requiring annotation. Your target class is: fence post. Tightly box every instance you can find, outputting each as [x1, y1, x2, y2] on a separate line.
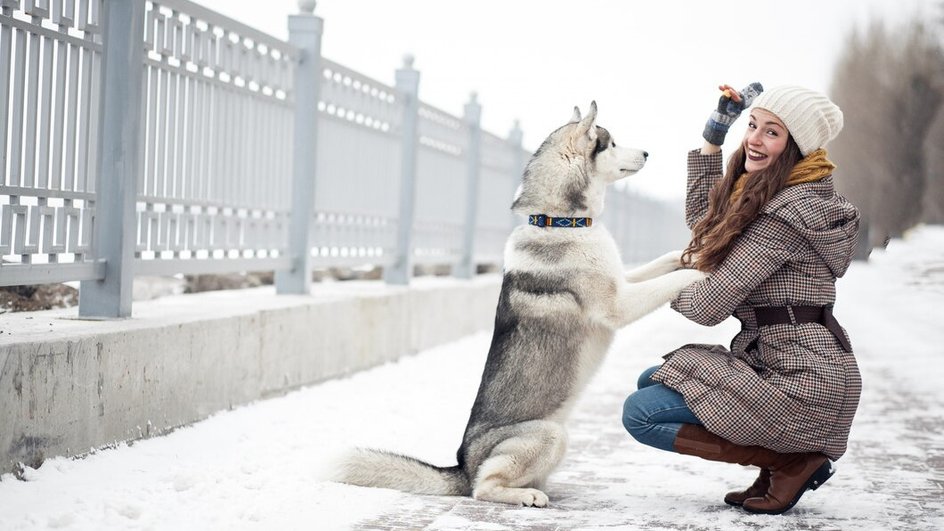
[384, 55, 420, 285]
[455, 92, 482, 279]
[508, 120, 525, 230]
[276, 0, 323, 294]
[78, 0, 145, 319]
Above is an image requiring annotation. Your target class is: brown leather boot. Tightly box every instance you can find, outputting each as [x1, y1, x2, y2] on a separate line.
[673, 424, 834, 514]
[742, 454, 833, 515]
[724, 468, 770, 506]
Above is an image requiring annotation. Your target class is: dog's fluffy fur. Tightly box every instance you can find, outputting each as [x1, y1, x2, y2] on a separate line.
[332, 102, 706, 506]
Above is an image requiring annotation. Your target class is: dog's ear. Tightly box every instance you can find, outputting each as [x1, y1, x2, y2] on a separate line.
[569, 106, 581, 124]
[511, 188, 534, 213]
[577, 100, 598, 142]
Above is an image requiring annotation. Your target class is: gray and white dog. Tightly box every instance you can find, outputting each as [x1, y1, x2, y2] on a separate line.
[332, 102, 706, 506]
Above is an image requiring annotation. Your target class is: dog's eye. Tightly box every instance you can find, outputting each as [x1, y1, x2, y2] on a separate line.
[611, 141, 616, 148]
[594, 139, 609, 155]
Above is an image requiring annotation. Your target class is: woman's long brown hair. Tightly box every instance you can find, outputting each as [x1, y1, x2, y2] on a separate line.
[682, 137, 803, 272]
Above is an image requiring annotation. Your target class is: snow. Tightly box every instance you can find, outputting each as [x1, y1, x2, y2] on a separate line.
[2, 226, 943, 530]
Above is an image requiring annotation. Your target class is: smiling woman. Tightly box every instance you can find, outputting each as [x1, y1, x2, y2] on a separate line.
[621, 83, 862, 516]
[743, 109, 789, 173]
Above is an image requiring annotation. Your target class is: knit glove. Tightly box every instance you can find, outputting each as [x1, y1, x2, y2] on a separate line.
[702, 82, 764, 146]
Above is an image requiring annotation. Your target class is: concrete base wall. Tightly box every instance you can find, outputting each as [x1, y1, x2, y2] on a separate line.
[0, 276, 502, 474]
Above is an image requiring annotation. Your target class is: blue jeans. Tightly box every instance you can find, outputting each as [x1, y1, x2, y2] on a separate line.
[622, 366, 703, 452]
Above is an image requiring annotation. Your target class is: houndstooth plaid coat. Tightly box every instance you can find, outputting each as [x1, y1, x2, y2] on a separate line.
[652, 149, 862, 460]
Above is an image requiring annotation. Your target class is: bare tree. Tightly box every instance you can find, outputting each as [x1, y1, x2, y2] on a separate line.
[830, 18, 944, 251]
[831, 23, 895, 249]
[920, 2, 944, 224]
[923, 113, 944, 223]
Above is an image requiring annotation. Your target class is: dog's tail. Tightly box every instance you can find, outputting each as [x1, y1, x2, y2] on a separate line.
[329, 448, 471, 496]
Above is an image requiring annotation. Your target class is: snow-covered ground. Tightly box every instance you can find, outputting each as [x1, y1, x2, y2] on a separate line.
[2, 226, 943, 531]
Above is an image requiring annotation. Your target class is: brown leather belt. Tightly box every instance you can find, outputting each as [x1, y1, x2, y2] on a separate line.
[748, 305, 852, 352]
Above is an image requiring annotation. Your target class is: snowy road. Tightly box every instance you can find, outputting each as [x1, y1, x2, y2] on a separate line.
[1, 227, 943, 530]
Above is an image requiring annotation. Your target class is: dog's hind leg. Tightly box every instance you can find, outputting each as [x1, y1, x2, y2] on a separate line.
[471, 421, 568, 507]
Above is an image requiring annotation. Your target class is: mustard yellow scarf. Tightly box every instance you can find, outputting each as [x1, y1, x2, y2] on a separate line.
[730, 148, 836, 204]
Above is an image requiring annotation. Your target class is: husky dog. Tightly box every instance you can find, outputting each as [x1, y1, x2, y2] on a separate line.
[332, 102, 706, 506]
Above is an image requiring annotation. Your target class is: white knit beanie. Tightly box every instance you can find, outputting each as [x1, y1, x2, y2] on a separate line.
[750, 85, 844, 156]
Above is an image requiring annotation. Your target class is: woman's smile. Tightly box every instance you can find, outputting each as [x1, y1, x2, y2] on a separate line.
[747, 149, 768, 161]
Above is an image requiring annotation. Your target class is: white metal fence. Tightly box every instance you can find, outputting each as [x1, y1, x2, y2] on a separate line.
[0, 0, 688, 317]
[136, 0, 296, 276]
[0, 0, 103, 285]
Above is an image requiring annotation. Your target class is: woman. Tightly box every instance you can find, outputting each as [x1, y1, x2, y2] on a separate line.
[621, 83, 862, 515]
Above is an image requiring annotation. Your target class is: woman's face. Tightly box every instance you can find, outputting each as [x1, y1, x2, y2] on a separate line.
[742, 108, 790, 173]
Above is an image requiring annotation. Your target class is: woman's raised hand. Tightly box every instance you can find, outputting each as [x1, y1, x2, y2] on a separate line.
[703, 82, 764, 146]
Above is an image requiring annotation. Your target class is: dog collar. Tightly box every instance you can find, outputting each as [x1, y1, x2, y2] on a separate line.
[528, 214, 592, 228]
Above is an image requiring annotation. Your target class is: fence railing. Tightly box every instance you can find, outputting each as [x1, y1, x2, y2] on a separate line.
[0, 0, 688, 318]
[0, 0, 104, 286]
[136, 0, 297, 276]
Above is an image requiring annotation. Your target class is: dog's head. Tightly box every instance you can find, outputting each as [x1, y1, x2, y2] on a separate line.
[511, 102, 647, 218]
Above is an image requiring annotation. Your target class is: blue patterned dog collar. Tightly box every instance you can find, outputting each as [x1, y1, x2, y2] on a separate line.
[528, 214, 593, 228]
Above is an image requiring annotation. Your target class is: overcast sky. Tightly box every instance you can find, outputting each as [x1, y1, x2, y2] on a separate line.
[197, 0, 933, 200]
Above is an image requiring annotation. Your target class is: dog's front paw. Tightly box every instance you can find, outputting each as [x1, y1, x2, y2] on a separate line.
[655, 249, 685, 271]
[675, 268, 708, 285]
